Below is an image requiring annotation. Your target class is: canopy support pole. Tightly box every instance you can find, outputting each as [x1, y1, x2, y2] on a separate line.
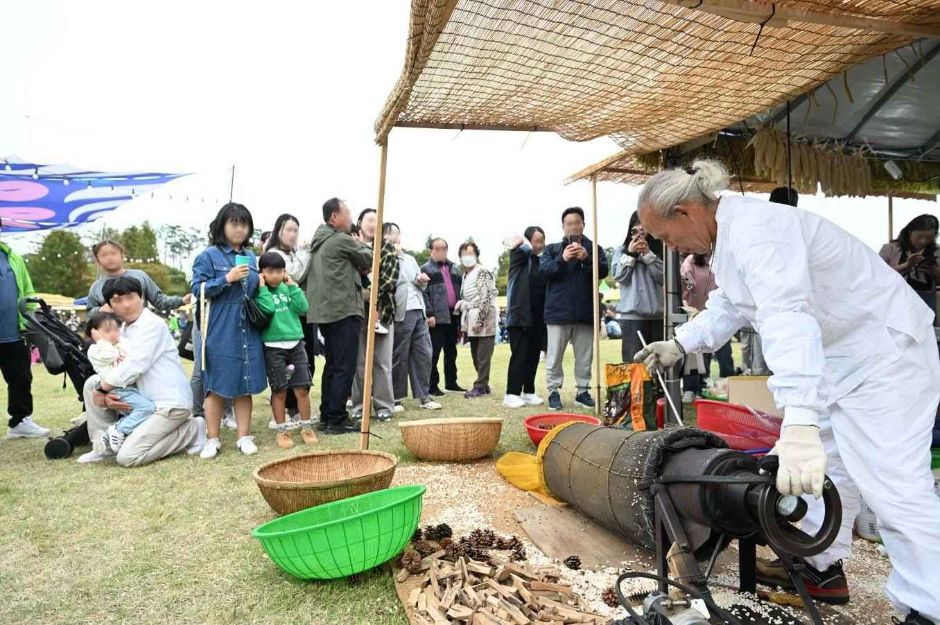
[888, 193, 894, 241]
[360, 141, 388, 450]
[591, 175, 602, 421]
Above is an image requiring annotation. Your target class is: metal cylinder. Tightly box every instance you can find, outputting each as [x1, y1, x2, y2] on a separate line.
[540, 424, 727, 551]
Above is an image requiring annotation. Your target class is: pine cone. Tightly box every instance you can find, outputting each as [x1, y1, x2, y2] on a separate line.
[495, 535, 522, 551]
[602, 587, 620, 608]
[425, 523, 453, 541]
[510, 544, 527, 561]
[443, 541, 463, 562]
[412, 540, 438, 558]
[401, 548, 423, 573]
[563, 555, 582, 570]
[438, 537, 453, 551]
[412, 527, 424, 542]
[465, 546, 492, 564]
[469, 528, 496, 548]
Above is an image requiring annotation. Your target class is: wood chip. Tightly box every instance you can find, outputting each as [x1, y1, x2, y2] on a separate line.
[529, 581, 574, 596]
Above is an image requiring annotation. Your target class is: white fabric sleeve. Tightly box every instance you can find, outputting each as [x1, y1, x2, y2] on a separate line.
[734, 227, 826, 426]
[103, 321, 163, 389]
[674, 287, 748, 354]
[87, 340, 121, 374]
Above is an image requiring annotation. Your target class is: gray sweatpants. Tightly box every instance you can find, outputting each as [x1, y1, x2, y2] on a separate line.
[83, 375, 199, 467]
[545, 323, 593, 394]
[351, 318, 395, 414]
[392, 309, 433, 401]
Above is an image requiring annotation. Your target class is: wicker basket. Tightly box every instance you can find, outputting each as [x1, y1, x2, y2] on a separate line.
[398, 417, 503, 462]
[253, 450, 398, 515]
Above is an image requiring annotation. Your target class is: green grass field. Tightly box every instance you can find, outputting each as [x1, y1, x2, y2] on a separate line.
[0, 339, 636, 625]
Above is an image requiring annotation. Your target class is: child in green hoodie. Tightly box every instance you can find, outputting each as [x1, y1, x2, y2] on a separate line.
[256, 252, 317, 449]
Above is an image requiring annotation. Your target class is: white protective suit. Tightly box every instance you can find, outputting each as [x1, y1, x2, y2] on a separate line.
[674, 195, 940, 621]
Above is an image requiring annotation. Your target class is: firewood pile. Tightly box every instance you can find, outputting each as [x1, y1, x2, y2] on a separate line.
[396, 551, 613, 625]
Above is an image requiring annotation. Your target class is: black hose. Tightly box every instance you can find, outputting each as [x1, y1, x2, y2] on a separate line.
[615, 571, 745, 625]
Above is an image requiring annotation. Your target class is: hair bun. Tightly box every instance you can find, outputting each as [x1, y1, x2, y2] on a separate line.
[690, 159, 729, 199]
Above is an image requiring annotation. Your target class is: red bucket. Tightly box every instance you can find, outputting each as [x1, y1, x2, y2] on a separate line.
[523, 413, 603, 446]
[693, 399, 782, 450]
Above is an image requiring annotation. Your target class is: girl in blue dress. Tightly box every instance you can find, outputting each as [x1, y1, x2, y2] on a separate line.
[191, 203, 267, 459]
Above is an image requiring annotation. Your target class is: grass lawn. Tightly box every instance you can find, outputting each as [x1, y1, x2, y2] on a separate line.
[0, 338, 638, 625]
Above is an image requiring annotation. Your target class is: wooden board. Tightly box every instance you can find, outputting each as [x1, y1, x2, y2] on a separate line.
[513, 503, 653, 569]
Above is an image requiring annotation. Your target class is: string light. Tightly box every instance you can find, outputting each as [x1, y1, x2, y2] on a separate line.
[62, 178, 70, 186]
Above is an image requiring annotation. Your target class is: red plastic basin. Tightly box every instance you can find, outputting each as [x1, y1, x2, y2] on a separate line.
[523, 413, 603, 446]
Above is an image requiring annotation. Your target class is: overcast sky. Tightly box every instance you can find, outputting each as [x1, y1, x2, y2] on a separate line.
[2, 1, 937, 272]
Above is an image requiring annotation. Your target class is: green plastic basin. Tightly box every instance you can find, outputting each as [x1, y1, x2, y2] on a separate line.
[252, 485, 425, 580]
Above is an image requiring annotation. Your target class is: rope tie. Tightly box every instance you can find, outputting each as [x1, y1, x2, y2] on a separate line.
[749, 3, 776, 57]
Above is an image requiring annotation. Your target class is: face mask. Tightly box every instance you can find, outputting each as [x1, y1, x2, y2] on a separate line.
[461, 255, 477, 268]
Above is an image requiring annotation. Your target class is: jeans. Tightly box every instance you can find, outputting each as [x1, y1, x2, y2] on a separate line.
[393, 310, 433, 401]
[429, 318, 459, 391]
[112, 387, 156, 435]
[0, 339, 32, 427]
[319, 315, 361, 424]
[506, 325, 544, 396]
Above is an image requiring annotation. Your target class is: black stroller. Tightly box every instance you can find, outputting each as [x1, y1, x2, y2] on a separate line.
[18, 296, 96, 459]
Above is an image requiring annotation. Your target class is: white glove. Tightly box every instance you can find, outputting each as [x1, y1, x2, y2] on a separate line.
[633, 339, 684, 375]
[773, 425, 827, 498]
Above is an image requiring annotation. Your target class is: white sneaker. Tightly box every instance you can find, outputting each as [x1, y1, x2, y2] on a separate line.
[236, 435, 258, 455]
[77, 449, 114, 464]
[345, 399, 353, 409]
[200, 437, 221, 459]
[374, 322, 389, 335]
[267, 416, 278, 430]
[222, 415, 238, 430]
[187, 417, 207, 455]
[682, 391, 696, 405]
[7, 416, 50, 438]
[502, 394, 526, 408]
[106, 425, 126, 452]
[420, 399, 442, 410]
[521, 393, 544, 406]
[392, 404, 405, 414]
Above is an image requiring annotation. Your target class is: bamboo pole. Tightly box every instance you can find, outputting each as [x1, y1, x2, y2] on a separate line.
[888, 194, 894, 241]
[590, 175, 602, 421]
[360, 141, 388, 450]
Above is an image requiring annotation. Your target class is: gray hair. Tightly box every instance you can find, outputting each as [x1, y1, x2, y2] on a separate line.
[638, 159, 729, 218]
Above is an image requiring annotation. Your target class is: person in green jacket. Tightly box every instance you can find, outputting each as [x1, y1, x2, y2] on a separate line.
[305, 198, 374, 434]
[0, 217, 50, 438]
[256, 251, 318, 450]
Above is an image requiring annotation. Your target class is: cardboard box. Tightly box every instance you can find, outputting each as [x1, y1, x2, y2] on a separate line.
[726, 376, 782, 417]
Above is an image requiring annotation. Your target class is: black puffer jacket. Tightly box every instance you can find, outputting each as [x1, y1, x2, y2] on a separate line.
[539, 236, 608, 325]
[505, 245, 546, 328]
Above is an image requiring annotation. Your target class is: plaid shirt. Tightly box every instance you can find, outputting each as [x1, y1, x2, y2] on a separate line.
[376, 240, 400, 326]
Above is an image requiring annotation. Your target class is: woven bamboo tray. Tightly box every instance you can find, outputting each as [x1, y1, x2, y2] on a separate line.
[253, 450, 398, 515]
[398, 417, 503, 462]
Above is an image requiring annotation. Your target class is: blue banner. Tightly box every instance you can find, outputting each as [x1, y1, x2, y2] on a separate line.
[0, 159, 185, 232]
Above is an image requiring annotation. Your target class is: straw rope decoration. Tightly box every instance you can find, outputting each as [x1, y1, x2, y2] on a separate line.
[376, 0, 939, 153]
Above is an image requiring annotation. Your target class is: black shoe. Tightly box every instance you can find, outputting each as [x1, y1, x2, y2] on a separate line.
[756, 558, 849, 605]
[429, 387, 445, 397]
[444, 384, 467, 393]
[896, 611, 933, 625]
[320, 419, 359, 435]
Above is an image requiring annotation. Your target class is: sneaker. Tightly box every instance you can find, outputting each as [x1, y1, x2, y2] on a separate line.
[574, 392, 595, 409]
[321, 418, 359, 435]
[275, 431, 294, 449]
[345, 398, 353, 409]
[429, 387, 445, 397]
[444, 384, 467, 393]
[7, 416, 50, 438]
[756, 558, 849, 605]
[897, 611, 934, 625]
[502, 394, 526, 408]
[521, 393, 544, 406]
[186, 417, 207, 455]
[548, 391, 563, 411]
[483, 386, 492, 395]
[77, 449, 114, 464]
[374, 322, 389, 335]
[351, 412, 363, 421]
[200, 437, 221, 459]
[420, 399, 442, 410]
[222, 415, 238, 430]
[300, 427, 318, 445]
[236, 435, 258, 455]
[106, 425, 126, 453]
[376, 410, 392, 422]
[267, 417, 278, 430]
[392, 403, 406, 414]
[464, 387, 486, 399]
[682, 391, 696, 405]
